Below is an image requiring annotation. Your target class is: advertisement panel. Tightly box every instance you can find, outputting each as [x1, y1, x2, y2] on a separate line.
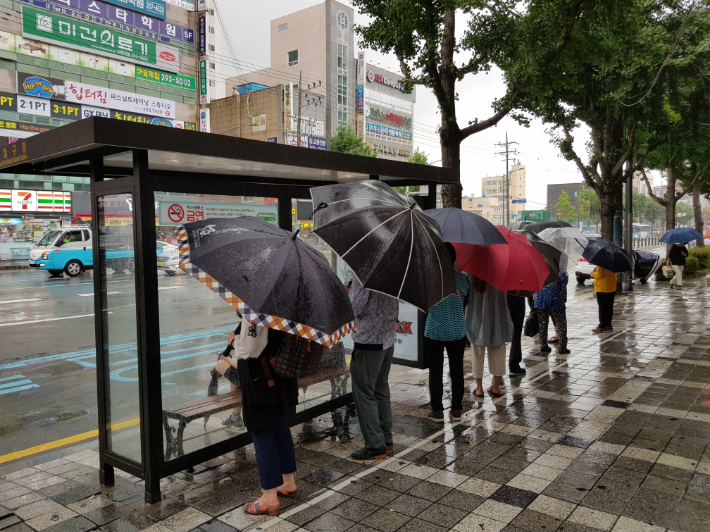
[285, 133, 308, 148]
[158, 202, 279, 226]
[199, 108, 210, 133]
[166, 0, 194, 9]
[356, 84, 364, 111]
[283, 84, 292, 131]
[199, 59, 209, 104]
[135, 67, 195, 91]
[18, 72, 176, 118]
[365, 122, 412, 144]
[21, 6, 180, 73]
[0, 119, 55, 139]
[197, 0, 208, 12]
[357, 51, 365, 84]
[198, 12, 207, 55]
[12, 190, 37, 212]
[356, 112, 364, 138]
[103, 0, 167, 20]
[251, 114, 266, 132]
[307, 137, 327, 151]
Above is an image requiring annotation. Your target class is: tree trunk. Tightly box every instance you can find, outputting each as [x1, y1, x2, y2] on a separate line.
[440, 135, 462, 208]
[665, 166, 676, 233]
[598, 188, 618, 241]
[692, 182, 704, 247]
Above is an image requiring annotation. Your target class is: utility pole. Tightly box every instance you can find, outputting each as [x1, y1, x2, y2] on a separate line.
[495, 133, 519, 225]
[296, 71, 302, 147]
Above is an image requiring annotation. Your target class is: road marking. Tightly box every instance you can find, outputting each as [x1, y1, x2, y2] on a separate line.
[574, 291, 594, 298]
[0, 379, 32, 390]
[158, 286, 181, 290]
[0, 384, 39, 395]
[0, 417, 139, 464]
[0, 298, 42, 305]
[76, 292, 121, 297]
[0, 313, 98, 327]
[0, 375, 24, 381]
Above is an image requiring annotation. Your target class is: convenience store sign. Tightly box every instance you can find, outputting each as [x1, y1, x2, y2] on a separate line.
[22, 6, 179, 73]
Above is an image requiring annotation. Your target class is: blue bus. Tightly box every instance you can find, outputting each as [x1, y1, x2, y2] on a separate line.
[633, 223, 652, 240]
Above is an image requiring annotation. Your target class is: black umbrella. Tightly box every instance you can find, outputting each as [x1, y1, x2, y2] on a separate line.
[424, 208, 508, 246]
[176, 217, 355, 347]
[514, 229, 561, 287]
[310, 181, 456, 311]
[509, 220, 572, 233]
[583, 237, 634, 273]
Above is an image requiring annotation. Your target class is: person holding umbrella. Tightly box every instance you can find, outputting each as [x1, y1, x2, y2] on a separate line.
[424, 243, 470, 422]
[534, 272, 570, 354]
[667, 243, 688, 290]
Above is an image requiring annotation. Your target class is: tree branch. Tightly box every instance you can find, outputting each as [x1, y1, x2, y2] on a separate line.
[611, 127, 636, 179]
[459, 94, 518, 139]
[562, 123, 600, 187]
[641, 168, 666, 207]
[396, 54, 426, 85]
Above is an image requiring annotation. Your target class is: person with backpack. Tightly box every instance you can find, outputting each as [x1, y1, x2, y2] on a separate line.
[424, 243, 470, 422]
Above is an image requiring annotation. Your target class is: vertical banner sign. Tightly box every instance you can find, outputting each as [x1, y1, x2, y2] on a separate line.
[356, 113, 364, 138]
[283, 84, 291, 131]
[357, 52, 365, 84]
[289, 82, 296, 132]
[198, 12, 207, 55]
[200, 108, 210, 133]
[199, 60, 209, 104]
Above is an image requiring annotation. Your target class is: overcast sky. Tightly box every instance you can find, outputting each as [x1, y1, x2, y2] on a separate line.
[214, 0, 657, 210]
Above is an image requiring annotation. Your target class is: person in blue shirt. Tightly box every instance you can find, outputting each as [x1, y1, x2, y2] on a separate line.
[534, 272, 570, 354]
[424, 243, 470, 422]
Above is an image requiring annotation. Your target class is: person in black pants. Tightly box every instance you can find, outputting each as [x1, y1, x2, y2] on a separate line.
[507, 294, 526, 376]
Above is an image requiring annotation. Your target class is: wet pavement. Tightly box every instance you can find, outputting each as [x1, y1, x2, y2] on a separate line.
[1, 268, 709, 532]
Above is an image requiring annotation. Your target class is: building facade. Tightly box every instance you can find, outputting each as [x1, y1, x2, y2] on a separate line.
[546, 182, 583, 215]
[198, 0, 223, 102]
[461, 196, 505, 224]
[0, 0, 200, 259]
[226, 0, 355, 138]
[481, 164, 527, 221]
[357, 58, 415, 161]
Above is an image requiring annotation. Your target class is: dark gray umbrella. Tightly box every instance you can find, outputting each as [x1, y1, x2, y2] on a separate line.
[175, 217, 355, 347]
[509, 220, 572, 233]
[514, 229, 562, 287]
[310, 181, 456, 311]
[583, 237, 634, 273]
[424, 208, 508, 246]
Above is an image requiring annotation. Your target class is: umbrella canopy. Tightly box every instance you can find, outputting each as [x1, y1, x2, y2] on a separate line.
[514, 229, 562, 287]
[424, 208, 507, 246]
[310, 180, 456, 311]
[583, 237, 634, 273]
[538, 227, 589, 264]
[660, 227, 703, 244]
[176, 217, 355, 347]
[508, 220, 572, 233]
[704, 226, 710, 239]
[453, 226, 551, 294]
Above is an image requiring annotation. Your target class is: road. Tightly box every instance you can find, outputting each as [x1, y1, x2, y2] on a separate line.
[0, 268, 237, 459]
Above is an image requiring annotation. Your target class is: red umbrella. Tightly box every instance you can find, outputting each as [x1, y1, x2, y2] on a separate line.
[453, 226, 550, 293]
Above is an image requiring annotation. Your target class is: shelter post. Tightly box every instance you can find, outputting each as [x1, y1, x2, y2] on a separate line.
[278, 195, 292, 232]
[425, 183, 438, 210]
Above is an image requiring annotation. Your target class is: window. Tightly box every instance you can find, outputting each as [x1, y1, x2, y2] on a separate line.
[209, 26, 215, 34]
[209, 62, 215, 69]
[209, 44, 215, 52]
[287, 50, 298, 66]
[337, 11, 349, 30]
[209, 8, 214, 15]
[277, 23, 288, 32]
[337, 42, 348, 127]
[209, 81, 216, 87]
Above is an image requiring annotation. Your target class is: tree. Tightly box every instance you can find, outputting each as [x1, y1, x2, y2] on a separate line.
[554, 191, 576, 222]
[408, 148, 430, 165]
[676, 201, 694, 226]
[351, 1, 582, 208]
[328, 125, 377, 157]
[578, 185, 600, 227]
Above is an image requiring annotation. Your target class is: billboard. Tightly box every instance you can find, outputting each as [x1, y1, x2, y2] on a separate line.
[0, 190, 71, 212]
[21, 6, 180, 73]
[199, 60, 209, 104]
[198, 12, 207, 55]
[199, 108, 210, 133]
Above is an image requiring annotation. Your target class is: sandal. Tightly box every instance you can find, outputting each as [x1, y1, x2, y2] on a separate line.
[548, 336, 560, 344]
[277, 489, 297, 498]
[474, 390, 485, 398]
[487, 387, 502, 398]
[243, 499, 280, 516]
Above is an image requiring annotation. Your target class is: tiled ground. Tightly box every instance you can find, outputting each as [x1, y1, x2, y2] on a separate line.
[1, 277, 710, 532]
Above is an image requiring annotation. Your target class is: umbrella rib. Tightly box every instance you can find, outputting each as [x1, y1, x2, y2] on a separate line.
[341, 209, 408, 258]
[324, 198, 402, 208]
[398, 210, 415, 299]
[416, 215, 444, 301]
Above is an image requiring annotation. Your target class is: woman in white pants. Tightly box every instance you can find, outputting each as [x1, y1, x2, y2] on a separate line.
[466, 275, 513, 398]
[667, 243, 688, 289]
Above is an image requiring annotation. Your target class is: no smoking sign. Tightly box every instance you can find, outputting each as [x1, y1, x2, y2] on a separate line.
[167, 204, 185, 223]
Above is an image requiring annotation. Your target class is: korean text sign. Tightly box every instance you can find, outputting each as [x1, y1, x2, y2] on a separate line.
[103, 0, 167, 20]
[22, 6, 180, 73]
[158, 202, 279, 226]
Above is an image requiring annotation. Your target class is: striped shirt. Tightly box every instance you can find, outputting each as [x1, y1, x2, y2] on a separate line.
[424, 271, 469, 342]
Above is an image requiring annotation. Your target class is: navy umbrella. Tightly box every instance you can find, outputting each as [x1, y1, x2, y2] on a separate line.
[660, 227, 703, 244]
[424, 208, 508, 246]
[175, 217, 355, 347]
[583, 237, 634, 273]
[310, 180, 456, 311]
[508, 220, 572, 233]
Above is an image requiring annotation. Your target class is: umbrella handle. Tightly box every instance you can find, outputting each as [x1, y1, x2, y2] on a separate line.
[310, 202, 328, 219]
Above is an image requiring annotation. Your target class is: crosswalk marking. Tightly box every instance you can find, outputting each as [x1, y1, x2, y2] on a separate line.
[0, 298, 42, 304]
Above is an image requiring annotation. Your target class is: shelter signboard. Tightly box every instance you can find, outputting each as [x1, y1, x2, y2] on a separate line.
[158, 202, 279, 226]
[22, 6, 180, 73]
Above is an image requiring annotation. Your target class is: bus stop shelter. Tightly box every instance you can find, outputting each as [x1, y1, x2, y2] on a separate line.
[0, 117, 457, 503]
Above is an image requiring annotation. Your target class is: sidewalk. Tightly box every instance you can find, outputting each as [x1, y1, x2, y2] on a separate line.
[1, 277, 709, 532]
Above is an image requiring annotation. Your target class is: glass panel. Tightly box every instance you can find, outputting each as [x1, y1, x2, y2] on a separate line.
[97, 193, 142, 464]
[156, 192, 280, 460]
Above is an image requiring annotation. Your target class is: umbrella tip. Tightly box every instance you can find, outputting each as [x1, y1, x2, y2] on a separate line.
[292, 229, 300, 240]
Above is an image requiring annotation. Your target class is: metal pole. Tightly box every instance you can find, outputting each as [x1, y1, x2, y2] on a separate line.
[625, 165, 634, 291]
[296, 71, 302, 147]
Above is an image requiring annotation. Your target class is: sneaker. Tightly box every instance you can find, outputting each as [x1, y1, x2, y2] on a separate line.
[450, 410, 463, 421]
[558, 348, 571, 354]
[603, 326, 614, 332]
[222, 413, 244, 427]
[592, 326, 604, 333]
[351, 447, 387, 460]
[540, 346, 551, 353]
[509, 369, 527, 377]
[427, 411, 445, 423]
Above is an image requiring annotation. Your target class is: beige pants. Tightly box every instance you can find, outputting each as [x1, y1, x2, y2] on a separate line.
[669, 265, 684, 287]
[471, 344, 507, 378]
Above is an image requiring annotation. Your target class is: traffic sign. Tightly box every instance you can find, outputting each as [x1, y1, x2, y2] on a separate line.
[167, 204, 185, 223]
[511, 199, 526, 204]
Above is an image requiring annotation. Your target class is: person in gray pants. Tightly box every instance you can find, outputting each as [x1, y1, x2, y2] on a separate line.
[347, 278, 399, 460]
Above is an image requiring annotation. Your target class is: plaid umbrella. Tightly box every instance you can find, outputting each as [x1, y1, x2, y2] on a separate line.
[176, 217, 355, 347]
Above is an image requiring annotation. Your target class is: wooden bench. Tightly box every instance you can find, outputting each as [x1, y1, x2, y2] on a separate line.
[162, 368, 350, 460]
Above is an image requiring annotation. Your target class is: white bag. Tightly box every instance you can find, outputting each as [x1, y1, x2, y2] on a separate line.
[232, 321, 269, 360]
